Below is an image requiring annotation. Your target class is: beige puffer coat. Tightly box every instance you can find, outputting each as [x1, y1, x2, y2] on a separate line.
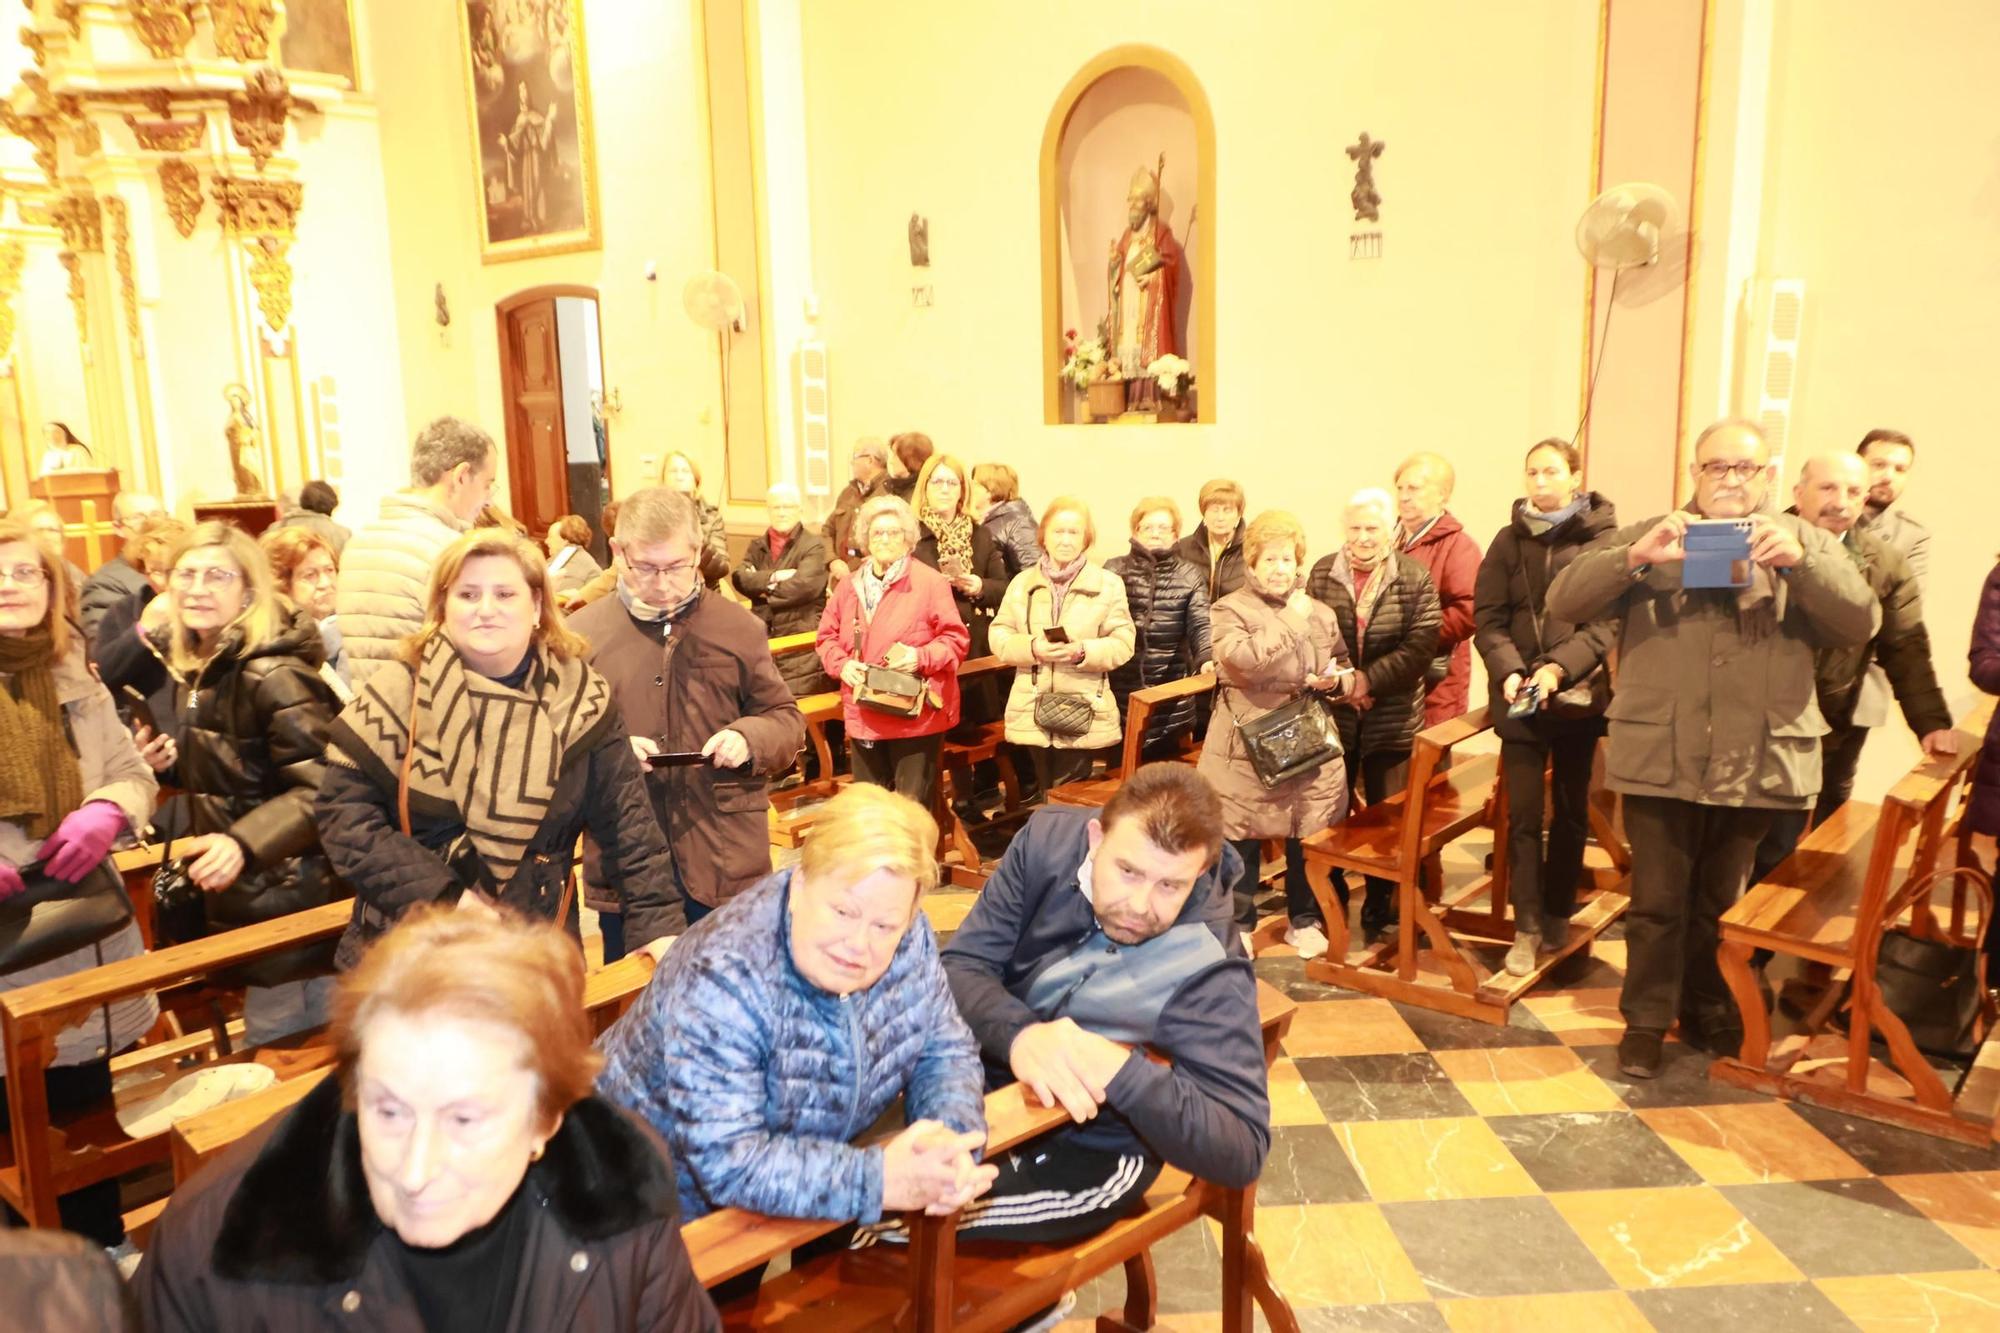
[329, 492, 469, 680]
[990, 563, 1135, 750]
[1198, 587, 1351, 840]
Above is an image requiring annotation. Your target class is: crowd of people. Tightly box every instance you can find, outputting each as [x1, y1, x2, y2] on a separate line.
[2, 410, 1997, 1329]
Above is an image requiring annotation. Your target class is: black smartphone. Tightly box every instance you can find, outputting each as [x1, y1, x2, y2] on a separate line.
[120, 685, 158, 735]
[1507, 682, 1544, 720]
[644, 750, 709, 769]
[1042, 626, 1071, 644]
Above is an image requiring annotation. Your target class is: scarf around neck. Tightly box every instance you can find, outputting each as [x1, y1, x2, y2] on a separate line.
[1038, 552, 1089, 620]
[1334, 550, 1393, 641]
[0, 631, 86, 841]
[1522, 494, 1587, 536]
[337, 635, 609, 890]
[616, 576, 700, 628]
[857, 555, 908, 620]
[924, 511, 975, 577]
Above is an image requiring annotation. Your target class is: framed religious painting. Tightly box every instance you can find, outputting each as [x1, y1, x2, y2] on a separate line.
[279, 0, 360, 89]
[458, 0, 603, 262]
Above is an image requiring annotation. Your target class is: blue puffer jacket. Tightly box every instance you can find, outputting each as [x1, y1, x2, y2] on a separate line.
[595, 870, 986, 1224]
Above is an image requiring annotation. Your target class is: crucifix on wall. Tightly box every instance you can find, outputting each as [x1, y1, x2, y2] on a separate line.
[1346, 131, 1386, 222]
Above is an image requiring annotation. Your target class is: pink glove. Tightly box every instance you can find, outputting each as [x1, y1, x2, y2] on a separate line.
[39, 801, 129, 883]
[0, 864, 24, 903]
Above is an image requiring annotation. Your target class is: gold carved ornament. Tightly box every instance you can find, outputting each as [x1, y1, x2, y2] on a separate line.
[19, 25, 44, 65]
[57, 249, 85, 341]
[0, 106, 58, 183]
[103, 196, 140, 341]
[209, 0, 275, 62]
[0, 239, 25, 362]
[226, 67, 291, 172]
[159, 157, 202, 237]
[52, 191, 103, 253]
[212, 174, 300, 332]
[127, 0, 196, 59]
[124, 109, 206, 153]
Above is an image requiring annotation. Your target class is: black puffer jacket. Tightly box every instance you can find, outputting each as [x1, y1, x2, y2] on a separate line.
[1308, 552, 1442, 758]
[1472, 493, 1620, 743]
[151, 604, 342, 981]
[914, 522, 1008, 658]
[732, 525, 832, 697]
[1104, 542, 1212, 751]
[980, 498, 1042, 578]
[1174, 524, 1247, 603]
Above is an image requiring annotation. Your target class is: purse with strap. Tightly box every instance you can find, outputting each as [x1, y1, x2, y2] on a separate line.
[149, 831, 208, 948]
[1862, 865, 1995, 1061]
[1236, 691, 1343, 789]
[848, 616, 927, 718]
[1524, 540, 1610, 719]
[0, 858, 134, 973]
[1028, 583, 1099, 738]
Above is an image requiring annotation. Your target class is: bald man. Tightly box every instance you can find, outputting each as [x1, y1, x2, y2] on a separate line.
[1393, 452, 1483, 726]
[78, 490, 167, 648]
[1546, 420, 1875, 1078]
[1752, 453, 1956, 880]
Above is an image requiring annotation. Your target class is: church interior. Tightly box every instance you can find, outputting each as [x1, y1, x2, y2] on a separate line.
[4, 0, 2000, 1328]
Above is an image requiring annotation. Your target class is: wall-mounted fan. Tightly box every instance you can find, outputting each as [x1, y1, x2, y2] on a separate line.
[682, 271, 747, 454]
[1571, 182, 1682, 442]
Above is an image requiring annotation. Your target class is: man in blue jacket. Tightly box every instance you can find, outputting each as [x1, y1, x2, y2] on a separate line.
[933, 763, 1270, 1243]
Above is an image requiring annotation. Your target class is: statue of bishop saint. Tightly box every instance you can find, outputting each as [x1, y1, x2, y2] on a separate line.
[1101, 160, 1183, 404]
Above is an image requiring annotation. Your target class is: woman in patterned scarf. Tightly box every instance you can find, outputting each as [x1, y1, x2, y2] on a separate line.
[911, 451, 1008, 727]
[317, 529, 686, 970]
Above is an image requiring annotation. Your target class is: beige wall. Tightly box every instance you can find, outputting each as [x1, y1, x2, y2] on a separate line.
[1757, 0, 2000, 793]
[363, 0, 725, 523]
[797, 0, 1598, 598]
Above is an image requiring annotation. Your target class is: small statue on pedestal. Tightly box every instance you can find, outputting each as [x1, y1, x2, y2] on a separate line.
[224, 384, 265, 497]
[1100, 154, 1183, 413]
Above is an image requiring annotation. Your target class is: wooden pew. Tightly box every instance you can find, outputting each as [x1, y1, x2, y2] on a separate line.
[0, 900, 352, 1230]
[703, 981, 1299, 1332]
[1295, 708, 1626, 1024]
[1046, 673, 1215, 810]
[769, 691, 848, 837]
[933, 657, 1024, 888]
[1713, 696, 2000, 1145]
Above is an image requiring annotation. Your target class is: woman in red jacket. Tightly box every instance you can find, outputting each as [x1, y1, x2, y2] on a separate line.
[816, 494, 969, 807]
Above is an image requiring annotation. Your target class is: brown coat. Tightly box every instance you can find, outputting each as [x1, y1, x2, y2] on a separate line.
[569, 589, 805, 909]
[1197, 587, 1351, 839]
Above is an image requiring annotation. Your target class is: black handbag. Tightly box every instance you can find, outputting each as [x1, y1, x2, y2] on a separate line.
[1864, 866, 1995, 1061]
[1524, 542, 1609, 719]
[1236, 692, 1344, 789]
[0, 858, 135, 973]
[150, 836, 208, 948]
[1027, 584, 1097, 738]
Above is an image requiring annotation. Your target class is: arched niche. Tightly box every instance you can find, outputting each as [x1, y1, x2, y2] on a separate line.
[1040, 45, 1215, 425]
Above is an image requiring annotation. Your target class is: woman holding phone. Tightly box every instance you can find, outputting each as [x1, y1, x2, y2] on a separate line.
[989, 498, 1135, 794]
[911, 451, 1007, 726]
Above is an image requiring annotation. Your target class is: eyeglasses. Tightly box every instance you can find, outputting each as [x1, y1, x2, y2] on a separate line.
[1698, 460, 1767, 482]
[624, 559, 696, 582]
[0, 564, 48, 587]
[171, 567, 242, 590]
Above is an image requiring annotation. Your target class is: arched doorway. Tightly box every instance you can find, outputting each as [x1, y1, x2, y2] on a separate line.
[495, 284, 610, 559]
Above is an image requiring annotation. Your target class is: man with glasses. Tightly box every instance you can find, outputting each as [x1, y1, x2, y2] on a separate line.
[569, 488, 805, 956]
[1547, 419, 1875, 1078]
[78, 490, 167, 649]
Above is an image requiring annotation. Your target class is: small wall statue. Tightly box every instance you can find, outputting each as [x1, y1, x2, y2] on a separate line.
[1346, 131, 1386, 223]
[1101, 153, 1183, 394]
[224, 384, 266, 497]
[908, 213, 929, 267]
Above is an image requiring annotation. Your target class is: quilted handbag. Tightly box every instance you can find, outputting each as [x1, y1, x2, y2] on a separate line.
[0, 858, 135, 973]
[1236, 692, 1343, 789]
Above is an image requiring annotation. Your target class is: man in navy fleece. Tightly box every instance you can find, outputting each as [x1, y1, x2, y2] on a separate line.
[932, 763, 1269, 1243]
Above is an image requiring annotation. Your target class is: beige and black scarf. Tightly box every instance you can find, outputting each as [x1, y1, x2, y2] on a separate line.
[337, 635, 609, 888]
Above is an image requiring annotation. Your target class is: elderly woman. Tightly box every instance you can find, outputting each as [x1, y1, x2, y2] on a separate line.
[1474, 439, 1618, 974]
[733, 482, 832, 697]
[0, 521, 158, 1249]
[1198, 511, 1348, 958]
[317, 529, 686, 969]
[542, 513, 604, 602]
[136, 522, 344, 1042]
[990, 498, 1135, 794]
[815, 493, 969, 807]
[137, 907, 718, 1331]
[660, 450, 731, 587]
[261, 525, 353, 697]
[1174, 478, 1248, 603]
[1105, 496, 1213, 759]
[970, 461, 1041, 577]
[1307, 489, 1443, 942]
[598, 783, 990, 1232]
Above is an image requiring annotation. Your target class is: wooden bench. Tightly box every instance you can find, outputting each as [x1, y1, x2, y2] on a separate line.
[1297, 707, 1627, 1024]
[769, 691, 848, 840]
[1713, 696, 2000, 1145]
[0, 900, 353, 1231]
[702, 981, 1299, 1332]
[1045, 673, 1214, 810]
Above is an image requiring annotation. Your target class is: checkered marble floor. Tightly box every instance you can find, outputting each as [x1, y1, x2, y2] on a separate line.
[914, 886, 2000, 1332]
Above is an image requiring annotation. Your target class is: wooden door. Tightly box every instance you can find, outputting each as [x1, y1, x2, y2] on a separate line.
[500, 297, 569, 534]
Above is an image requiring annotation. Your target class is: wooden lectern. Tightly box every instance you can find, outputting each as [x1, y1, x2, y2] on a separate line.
[30, 469, 120, 570]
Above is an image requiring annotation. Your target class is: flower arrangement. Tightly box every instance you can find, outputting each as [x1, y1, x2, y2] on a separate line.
[1146, 354, 1192, 398]
[1061, 328, 1108, 391]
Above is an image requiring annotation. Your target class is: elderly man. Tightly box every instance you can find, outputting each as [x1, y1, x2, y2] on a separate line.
[1393, 453, 1482, 726]
[824, 436, 890, 584]
[1547, 420, 1875, 1077]
[334, 416, 496, 677]
[571, 488, 805, 954]
[936, 764, 1268, 1244]
[78, 490, 166, 647]
[732, 481, 832, 697]
[1753, 454, 1955, 879]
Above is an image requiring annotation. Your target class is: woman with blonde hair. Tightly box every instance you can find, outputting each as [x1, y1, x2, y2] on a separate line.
[911, 451, 1008, 725]
[0, 519, 158, 1248]
[660, 450, 730, 587]
[317, 528, 685, 969]
[990, 497, 1135, 794]
[138, 905, 718, 1330]
[134, 521, 344, 1041]
[1200, 510, 1351, 959]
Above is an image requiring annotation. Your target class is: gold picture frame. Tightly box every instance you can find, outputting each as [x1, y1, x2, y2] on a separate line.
[457, 0, 603, 264]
